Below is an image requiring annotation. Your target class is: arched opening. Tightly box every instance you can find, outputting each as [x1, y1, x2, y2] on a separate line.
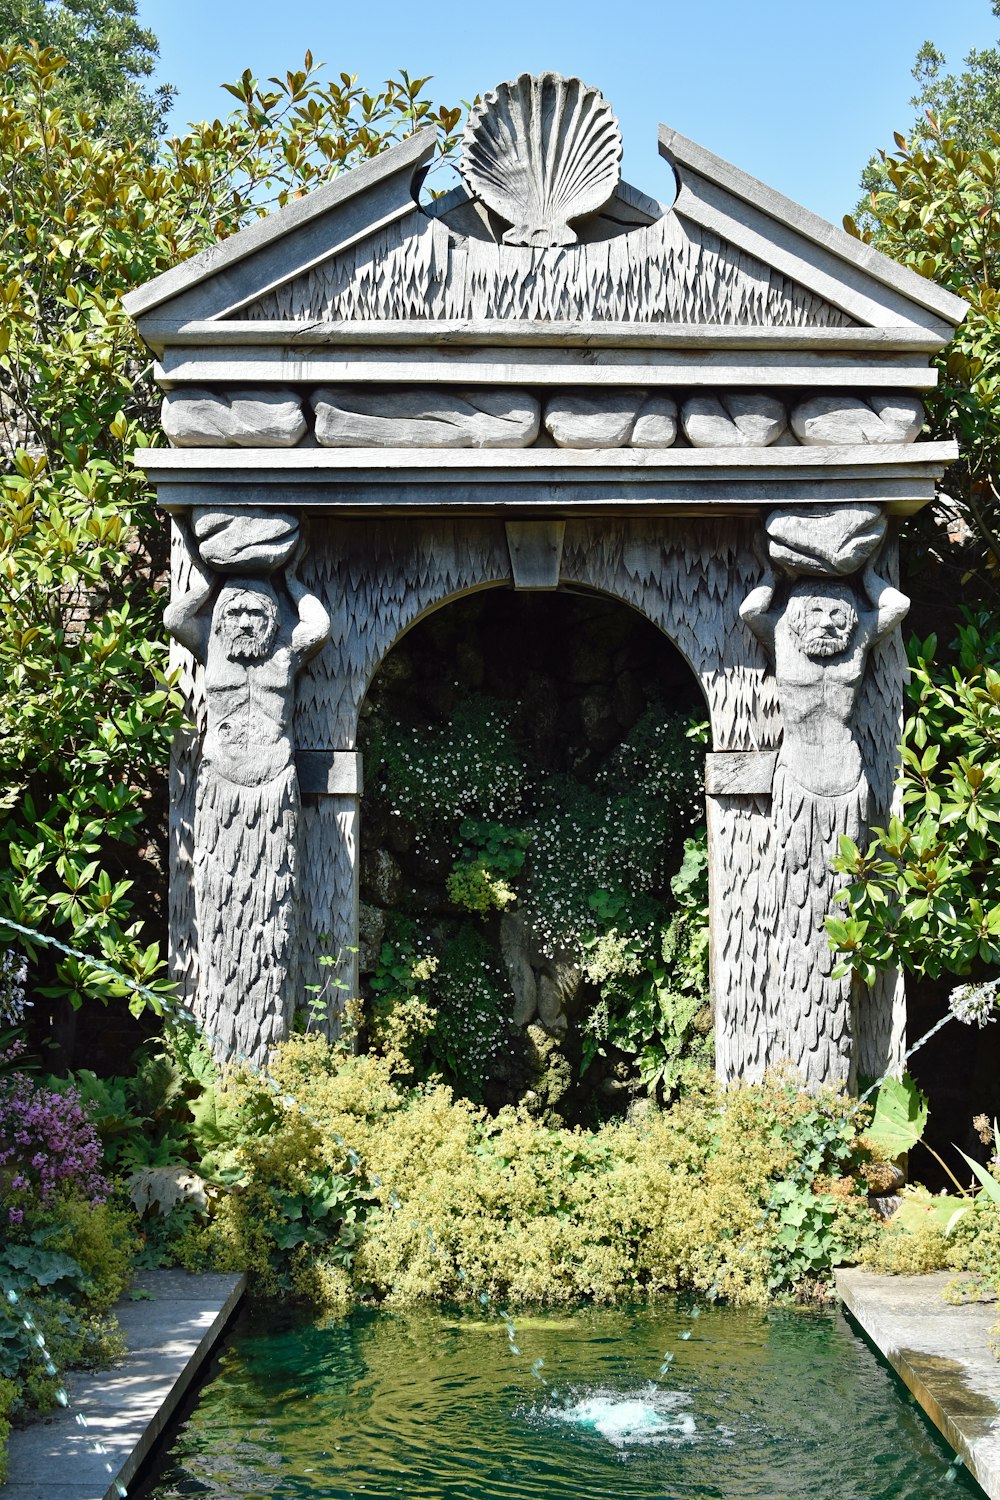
[355, 586, 711, 1123]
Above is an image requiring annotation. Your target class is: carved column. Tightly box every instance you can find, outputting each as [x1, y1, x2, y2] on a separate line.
[163, 507, 330, 1067]
[740, 504, 909, 1088]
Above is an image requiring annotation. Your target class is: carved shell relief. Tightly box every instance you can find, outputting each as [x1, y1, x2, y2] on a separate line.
[459, 73, 623, 247]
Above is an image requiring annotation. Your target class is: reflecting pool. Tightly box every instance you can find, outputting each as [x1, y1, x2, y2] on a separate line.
[135, 1298, 986, 1499]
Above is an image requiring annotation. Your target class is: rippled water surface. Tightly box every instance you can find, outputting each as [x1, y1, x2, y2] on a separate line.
[136, 1299, 985, 1499]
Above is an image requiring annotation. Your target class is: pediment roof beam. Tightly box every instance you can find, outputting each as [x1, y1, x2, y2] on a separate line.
[660, 126, 967, 336]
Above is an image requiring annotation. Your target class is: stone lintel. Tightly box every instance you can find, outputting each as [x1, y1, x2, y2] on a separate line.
[297, 750, 363, 796]
[705, 750, 777, 796]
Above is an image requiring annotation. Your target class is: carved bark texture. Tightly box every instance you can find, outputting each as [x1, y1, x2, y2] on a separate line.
[239, 209, 856, 326]
[709, 792, 777, 1082]
[194, 762, 298, 1066]
[773, 760, 867, 1085]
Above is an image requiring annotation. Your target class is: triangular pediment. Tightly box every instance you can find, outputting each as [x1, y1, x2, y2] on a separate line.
[124, 116, 965, 344]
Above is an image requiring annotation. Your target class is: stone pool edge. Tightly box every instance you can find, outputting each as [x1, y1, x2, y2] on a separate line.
[837, 1267, 1000, 1499]
[4, 1268, 246, 1500]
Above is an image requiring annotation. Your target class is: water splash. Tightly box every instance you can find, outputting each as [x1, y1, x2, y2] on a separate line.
[545, 1387, 697, 1449]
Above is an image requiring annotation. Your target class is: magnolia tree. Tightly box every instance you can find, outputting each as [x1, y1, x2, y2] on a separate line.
[832, 22, 1000, 1015]
[0, 42, 461, 1019]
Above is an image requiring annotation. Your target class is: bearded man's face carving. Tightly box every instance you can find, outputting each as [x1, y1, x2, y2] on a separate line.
[216, 587, 279, 662]
[786, 587, 858, 659]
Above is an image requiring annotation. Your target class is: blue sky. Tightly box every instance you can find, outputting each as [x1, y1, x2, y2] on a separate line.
[140, 0, 997, 226]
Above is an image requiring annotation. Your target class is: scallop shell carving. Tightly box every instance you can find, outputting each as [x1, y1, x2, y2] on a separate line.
[459, 72, 623, 247]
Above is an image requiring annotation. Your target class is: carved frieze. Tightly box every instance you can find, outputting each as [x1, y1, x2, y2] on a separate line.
[160, 386, 927, 452]
[681, 393, 788, 448]
[542, 392, 678, 449]
[791, 393, 923, 446]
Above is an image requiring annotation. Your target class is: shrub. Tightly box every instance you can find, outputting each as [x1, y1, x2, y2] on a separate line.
[0, 1057, 110, 1222]
[188, 1035, 882, 1310]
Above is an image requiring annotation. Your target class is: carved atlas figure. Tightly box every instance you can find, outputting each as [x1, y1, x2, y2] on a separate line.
[164, 515, 331, 1067]
[740, 507, 909, 1085]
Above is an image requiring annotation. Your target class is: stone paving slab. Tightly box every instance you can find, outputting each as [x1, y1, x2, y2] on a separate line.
[837, 1268, 1000, 1498]
[5, 1269, 245, 1500]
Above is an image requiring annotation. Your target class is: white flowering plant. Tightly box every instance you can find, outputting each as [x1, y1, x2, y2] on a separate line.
[363, 694, 710, 1107]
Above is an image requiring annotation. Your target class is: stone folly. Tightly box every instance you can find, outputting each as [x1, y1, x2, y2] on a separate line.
[124, 74, 966, 1086]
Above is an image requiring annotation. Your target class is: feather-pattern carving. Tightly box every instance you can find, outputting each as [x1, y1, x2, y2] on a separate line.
[240, 210, 855, 326]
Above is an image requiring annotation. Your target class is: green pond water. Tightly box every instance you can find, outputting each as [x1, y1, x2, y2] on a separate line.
[135, 1299, 986, 1500]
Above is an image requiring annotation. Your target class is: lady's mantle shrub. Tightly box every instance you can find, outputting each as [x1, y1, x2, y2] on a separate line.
[185, 1034, 882, 1309]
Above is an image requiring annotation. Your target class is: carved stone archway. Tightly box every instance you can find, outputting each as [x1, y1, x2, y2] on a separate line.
[126, 75, 966, 1088]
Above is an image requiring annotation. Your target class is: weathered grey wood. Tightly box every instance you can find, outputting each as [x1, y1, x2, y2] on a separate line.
[705, 749, 777, 795]
[311, 386, 540, 447]
[659, 124, 967, 330]
[139, 320, 951, 353]
[739, 522, 909, 1086]
[300, 793, 360, 1023]
[241, 203, 855, 327]
[544, 391, 642, 447]
[162, 388, 307, 447]
[682, 392, 787, 447]
[125, 129, 436, 322]
[144, 76, 963, 1091]
[155, 487, 945, 530]
[136, 440, 958, 475]
[297, 749, 363, 795]
[154, 346, 938, 388]
[191, 506, 300, 572]
[163, 518, 331, 1067]
[672, 168, 958, 339]
[791, 393, 924, 445]
[765, 504, 886, 577]
[460, 73, 623, 246]
[631, 395, 679, 447]
[425, 175, 664, 242]
[504, 520, 565, 588]
[136, 134, 438, 327]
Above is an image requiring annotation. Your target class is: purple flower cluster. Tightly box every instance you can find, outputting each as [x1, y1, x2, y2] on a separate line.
[0, 1064, 109, 1224]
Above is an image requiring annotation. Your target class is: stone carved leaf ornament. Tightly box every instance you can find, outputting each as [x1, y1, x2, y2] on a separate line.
[460, 72, 623, 246]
